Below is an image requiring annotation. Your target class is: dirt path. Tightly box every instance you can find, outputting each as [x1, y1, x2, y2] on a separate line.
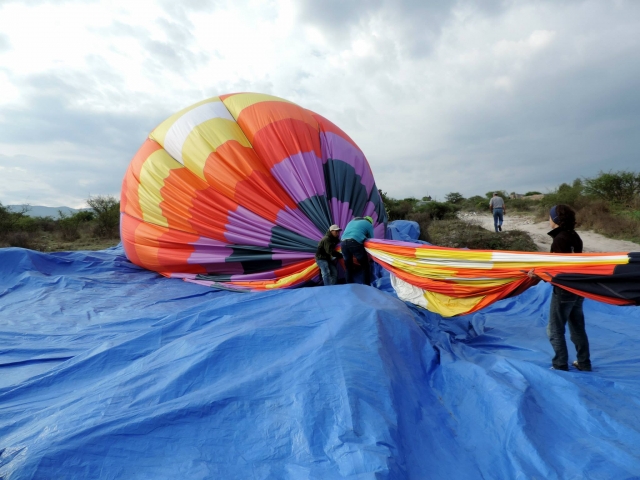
[459, 212, 640, 253]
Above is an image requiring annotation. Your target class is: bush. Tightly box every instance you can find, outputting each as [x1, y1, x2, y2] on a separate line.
[506, 198, 536, 212]
[525, 191, 542, 196]
[428, 219, 538, 251]
[583, 170, 640, 206]
[577, 200, 640, 241]
[5, 231, 45, 250]
[539, 181, 586, 210]
[415, 201, 460, 220]
[87, 195, 120, 238]
[387, 200, 415, 221]
[57, 212, 82, 241]
[444, 192, 465, 204]
[405, 212, 432, 243]
[0, 202, 28, 236]
[485, 190, 508, 200]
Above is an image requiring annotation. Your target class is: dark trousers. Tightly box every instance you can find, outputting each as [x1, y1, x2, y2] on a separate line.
[341, 239, 371, 285]
[493, 208, 504, 232]
[547, 287, 591, 369]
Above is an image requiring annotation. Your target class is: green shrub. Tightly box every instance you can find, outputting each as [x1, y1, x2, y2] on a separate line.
[87, 195, 120, 238]
[415, 201, 460, 220]
[428, 219, 538, 251]
[5, 231, 45, 251]
[485, 190, 508, 200]
[583, 170, 640, 207]
[506, 198, 536, 212]
[539, 181, 585, 210]
[0, 202, 28, 236]
[444, 192, 465, 204]
[405, 212, 432, 243]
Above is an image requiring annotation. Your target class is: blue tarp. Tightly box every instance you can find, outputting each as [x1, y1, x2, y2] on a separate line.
[1, 243, 640, 478]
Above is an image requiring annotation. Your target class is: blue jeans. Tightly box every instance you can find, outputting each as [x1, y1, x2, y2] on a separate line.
[341, 239, 371, 285]
[493, 208, 504, 232]
[316, 259, 337, 286]
[547, 287, 591, 370]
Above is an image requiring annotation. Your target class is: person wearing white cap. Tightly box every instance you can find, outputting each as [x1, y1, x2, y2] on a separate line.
[315, 224, 343, 286]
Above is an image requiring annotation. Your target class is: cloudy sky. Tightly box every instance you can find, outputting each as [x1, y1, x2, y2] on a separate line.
[0, 0, 639, 207]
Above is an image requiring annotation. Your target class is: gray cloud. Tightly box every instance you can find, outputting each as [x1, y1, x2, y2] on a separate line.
[0, 33, 10, 52]
[0, 71, 163, 148]
[2, 0, 640, 207]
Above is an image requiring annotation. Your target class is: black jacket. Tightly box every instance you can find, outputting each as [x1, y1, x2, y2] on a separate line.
[548, 226, 583, 254]
[315, 231, 342, 261]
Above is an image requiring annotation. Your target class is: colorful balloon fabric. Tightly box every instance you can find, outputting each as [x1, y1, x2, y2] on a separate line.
[366, 239, 640, 317]
[120, 93, 387, 290]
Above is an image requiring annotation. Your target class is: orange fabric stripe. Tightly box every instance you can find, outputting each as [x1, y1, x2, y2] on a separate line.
[121, 139, 163, 220]
[159, 167, 210, 234]
[551, 284, 633, 306]
[311, 112, 359, 150]
[233, 170, 296, 223]
[235, 101, 319, 144]
[202, 141, 297, 221]
[251, 119, 322, 169]
[187, 187, 236, 243]
[120, 213, 143, 268]
[226, 259, 317, 289]
[121, 211, 205, 274]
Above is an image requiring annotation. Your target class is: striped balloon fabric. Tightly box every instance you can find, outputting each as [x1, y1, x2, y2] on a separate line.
[121, 93, 387, 290]
[366, 239, 640, 317]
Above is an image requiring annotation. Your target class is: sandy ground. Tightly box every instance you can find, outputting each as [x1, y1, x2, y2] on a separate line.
[459, 212, 640, 253]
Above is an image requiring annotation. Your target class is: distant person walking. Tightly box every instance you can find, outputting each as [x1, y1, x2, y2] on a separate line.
[315, 224, 343, 286]
[529, 204, 591, 372]
[340, 216, 374, 286]
[489, 192, 506, 232]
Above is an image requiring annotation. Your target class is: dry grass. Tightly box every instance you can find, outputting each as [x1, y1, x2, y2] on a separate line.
[1, 228, 120, 252]
[576, 201, 640, 243]
[428, 218, 538, 251]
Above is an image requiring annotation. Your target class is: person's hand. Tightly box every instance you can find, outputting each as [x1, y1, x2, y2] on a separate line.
[527, 269, 536, 278]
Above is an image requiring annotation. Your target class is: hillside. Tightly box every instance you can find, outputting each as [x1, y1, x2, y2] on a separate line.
[7, 204, 90, 218]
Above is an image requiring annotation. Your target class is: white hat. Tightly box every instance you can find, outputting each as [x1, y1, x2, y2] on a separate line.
[329, 224, 342, 231]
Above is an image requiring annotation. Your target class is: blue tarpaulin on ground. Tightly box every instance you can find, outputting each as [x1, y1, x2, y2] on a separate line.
[1, 239, 640, 478]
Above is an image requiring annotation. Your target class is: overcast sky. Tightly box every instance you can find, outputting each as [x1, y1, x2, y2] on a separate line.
[1, 0, 639, 207]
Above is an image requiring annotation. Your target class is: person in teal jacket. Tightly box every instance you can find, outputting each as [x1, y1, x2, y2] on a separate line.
[340, 216, 374, 285]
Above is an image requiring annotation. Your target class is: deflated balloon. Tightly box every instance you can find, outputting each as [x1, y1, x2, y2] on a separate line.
[121, 93, 387, 290]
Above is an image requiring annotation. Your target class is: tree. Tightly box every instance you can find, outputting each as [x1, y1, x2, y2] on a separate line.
[87, 195, 120, 238]
[444, 192, 464, 204]
[583, 171, 640, 206]
[0, 202, 29, 236]
[485, 190, 508, 199]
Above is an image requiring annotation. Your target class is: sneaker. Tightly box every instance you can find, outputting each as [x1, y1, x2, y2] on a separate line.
[572, 361, 592, 372]
[550, 365, 569, 371]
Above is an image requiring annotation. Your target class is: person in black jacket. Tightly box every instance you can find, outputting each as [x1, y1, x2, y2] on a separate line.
[545, 204, 591, 371]
[315, 225, 343, 286]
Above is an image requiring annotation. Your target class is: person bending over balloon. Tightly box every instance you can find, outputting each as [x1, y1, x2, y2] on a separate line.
[340, 216, 374, 286]
[530, 204, 592, 372]
[315, 225, 343, 286]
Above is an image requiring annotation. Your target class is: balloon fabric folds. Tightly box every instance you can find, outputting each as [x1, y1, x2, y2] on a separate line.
[366, 238, 640, 317]
[121, 93, 387, 290]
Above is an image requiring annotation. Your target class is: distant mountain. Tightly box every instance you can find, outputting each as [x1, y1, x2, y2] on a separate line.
[7, 205, 91, 218]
